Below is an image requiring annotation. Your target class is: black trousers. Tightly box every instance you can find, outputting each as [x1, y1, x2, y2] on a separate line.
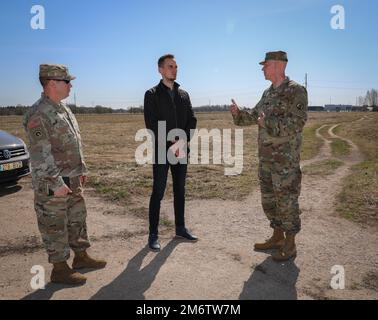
[149, 163, 188, 235]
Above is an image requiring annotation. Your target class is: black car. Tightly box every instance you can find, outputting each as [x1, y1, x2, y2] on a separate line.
[0, 130, 31, 183]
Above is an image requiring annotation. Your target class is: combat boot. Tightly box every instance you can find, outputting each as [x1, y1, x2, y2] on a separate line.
[72, 251, 107, 270]
[254, 228, 285, 250]
[272, 234, 297, 261]
[51, 261, 87, 285]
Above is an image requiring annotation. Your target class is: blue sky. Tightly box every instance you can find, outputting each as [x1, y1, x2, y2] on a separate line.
[0, 0, 377, 108]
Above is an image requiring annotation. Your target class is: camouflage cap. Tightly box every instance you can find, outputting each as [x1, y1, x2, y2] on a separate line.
[259, 51, 288, 65]
[39, 64, 76, 81]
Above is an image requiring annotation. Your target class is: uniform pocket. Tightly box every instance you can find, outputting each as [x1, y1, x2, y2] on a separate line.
[35, 181, 51, 196]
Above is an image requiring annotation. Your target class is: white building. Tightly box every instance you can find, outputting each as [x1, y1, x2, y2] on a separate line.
[324, 104, 353, 112]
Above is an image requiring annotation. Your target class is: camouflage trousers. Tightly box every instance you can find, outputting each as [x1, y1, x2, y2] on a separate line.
[258, 161, 302, 235]
[34, 176, 90, 264]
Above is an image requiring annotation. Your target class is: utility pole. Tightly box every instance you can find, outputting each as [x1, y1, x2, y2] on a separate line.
[305, 73, 308, 89]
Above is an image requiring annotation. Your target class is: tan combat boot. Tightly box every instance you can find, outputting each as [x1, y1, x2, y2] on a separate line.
[272, 234, 297, 261]
[72, 251, 107, 270]
[51, 261, 87, 285]
[254, 228, 285, 250]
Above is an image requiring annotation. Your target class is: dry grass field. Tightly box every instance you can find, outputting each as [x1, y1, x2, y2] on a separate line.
[1, 111, 377, 226]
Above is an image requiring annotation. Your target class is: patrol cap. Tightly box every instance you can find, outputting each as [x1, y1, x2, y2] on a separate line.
[39, 64, 76, 81]
[259, 51, 288, 65]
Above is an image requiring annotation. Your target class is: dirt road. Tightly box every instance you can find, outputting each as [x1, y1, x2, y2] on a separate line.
[0, 124, 377, 300]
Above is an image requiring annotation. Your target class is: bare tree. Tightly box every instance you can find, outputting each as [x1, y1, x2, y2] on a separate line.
[365, 89, 378, 106]
[358, 96, 365, 106]
[371, 89, 378, 106]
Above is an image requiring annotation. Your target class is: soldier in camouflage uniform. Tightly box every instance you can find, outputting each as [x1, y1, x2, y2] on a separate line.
[230, 51, 308, 261]
[23, 64, 106, 285]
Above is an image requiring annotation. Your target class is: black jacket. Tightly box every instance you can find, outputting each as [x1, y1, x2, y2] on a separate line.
[144, 80, 197, 145]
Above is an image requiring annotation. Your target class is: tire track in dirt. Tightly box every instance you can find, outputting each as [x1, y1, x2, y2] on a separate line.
[328, 124, 364, 164]
[295, 120, 377, 299]
[302, 124, 333, 166]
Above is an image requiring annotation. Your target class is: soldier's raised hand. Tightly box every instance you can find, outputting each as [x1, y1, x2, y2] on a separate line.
[54, 184, 73, 197]
[230, 99, 240, 116]
[258, 112, 266, 128]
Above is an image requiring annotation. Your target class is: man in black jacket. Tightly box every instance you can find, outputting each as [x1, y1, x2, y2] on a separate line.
[144, 54, 198, 251]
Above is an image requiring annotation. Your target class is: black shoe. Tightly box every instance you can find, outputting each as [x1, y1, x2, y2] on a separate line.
[148, 234, 161, 251]
[175, 227, 198, 242]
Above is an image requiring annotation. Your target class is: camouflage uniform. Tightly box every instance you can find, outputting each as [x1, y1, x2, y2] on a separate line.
[233, 76, 308, 235]
[23, 65, 90, 263]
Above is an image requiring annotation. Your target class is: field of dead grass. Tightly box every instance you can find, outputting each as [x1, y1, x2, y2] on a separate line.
[1, 111, 376, 226]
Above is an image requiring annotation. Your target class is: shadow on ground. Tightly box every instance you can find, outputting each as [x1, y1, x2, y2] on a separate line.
[90, 240, 179, 300]
[0, 181, 22, 197]
[239, 257, 300, 300]
[21, 240, 180, 300]
[21, 282, 86, 300]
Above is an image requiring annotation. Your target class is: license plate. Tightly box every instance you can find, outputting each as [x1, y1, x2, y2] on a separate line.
[0, 161, 23, 172]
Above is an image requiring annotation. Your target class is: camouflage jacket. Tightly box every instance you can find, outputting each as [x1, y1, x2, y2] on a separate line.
[233, 77, 308, 165]
[23, 94, 88, 191]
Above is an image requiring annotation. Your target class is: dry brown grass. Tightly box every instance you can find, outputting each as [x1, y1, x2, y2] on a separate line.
[1, 112, 374, 220]
[334, 114, 378, 226]
[80, 113, 260, 202]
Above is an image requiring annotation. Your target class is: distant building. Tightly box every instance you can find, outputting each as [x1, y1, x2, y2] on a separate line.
[308, 106, 325, 112]
[324, 104, 353, 112]
[351, 106, 369, 112]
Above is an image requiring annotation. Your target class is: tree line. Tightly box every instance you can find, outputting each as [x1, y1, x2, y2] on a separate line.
[0, 104, 231, 116]
[1, 91, 377, 116]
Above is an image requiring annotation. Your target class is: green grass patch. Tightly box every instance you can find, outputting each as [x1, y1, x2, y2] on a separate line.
[336, 160, 378, 225]
[330, 138, 351, 157]
[302, 159, 344, 176]
[90, 176, 131, 202]
[301, 124, 324, 161]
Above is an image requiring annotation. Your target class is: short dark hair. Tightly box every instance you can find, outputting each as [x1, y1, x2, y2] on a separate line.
[158, 54, 175, 68]
[39, 78, 51, 88]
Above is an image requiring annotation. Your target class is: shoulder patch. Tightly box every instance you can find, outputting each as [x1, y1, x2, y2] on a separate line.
[27, 117, 41, 129]
[29, 126, 47, 142]
[26, 115, 48, 143]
